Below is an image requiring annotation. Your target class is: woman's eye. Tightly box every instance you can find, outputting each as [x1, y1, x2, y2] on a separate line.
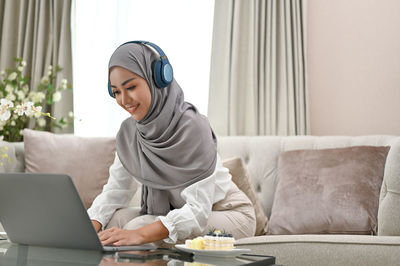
[112, 91, 120, 96]
[126, 86, 136, 90]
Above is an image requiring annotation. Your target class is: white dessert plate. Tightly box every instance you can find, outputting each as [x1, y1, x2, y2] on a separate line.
[175, 244, 250, 257]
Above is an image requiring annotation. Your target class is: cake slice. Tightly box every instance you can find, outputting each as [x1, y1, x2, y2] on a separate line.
[185, 229, 235, 250]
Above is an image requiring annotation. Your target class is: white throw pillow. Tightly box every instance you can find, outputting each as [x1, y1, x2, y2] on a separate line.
[23, 129, 116, 209]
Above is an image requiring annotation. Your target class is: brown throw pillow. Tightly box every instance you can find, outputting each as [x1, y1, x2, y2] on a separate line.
[268, 146, 390, 235]
[223, 157, 268, 236]
[23, 129, 116, 209]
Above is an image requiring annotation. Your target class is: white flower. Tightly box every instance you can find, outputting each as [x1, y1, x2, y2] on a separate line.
[14, 105, 25, 116]
[53, 91, 62, 102]
[30, 92, 46, 103]
[37, 118, 46, 127]
[10, 121, 16, 126]
[0, 135, 3, 141]
[6, 94, 16, 101]
[5, 84, 14, 93]
[48, 65, 53, 71]
[61, 79, 68, 89]
[41, 77, 49, 86]
[0, 70, 5, 76]
[0, 99, 14, 121]
[21, 61, 26, 67]
[47, 70, 52, 76]
[0, 107, 11, 121]
[8, 72, 17, 81]
[17, 66, 23, 72]
[16, 90, 25, 100]
[68, 111, 74, 118]
[0, 98, 14, 108]
[14, 102, 34, 116]
[22, 84, 29, 93]
[32, 105, 42, 118]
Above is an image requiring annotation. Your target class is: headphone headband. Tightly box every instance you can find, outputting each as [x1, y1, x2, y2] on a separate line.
[119, 41, 167, 58]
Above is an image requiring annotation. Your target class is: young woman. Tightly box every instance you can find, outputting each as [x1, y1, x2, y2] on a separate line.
[88, 41, 256, 246]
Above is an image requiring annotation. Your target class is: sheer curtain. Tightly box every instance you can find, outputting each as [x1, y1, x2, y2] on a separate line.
[0, 0, 73, 133]
[72, 0, 214, 137]
[208, 0, 309, 136]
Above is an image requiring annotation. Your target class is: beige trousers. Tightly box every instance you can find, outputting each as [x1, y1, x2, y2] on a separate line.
[105, 182, 256, 241]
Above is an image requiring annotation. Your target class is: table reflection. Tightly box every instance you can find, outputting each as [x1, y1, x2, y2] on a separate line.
[100, 256, 168, 265]
[0, 242, 263, 266]
[0, 243, 102, 266]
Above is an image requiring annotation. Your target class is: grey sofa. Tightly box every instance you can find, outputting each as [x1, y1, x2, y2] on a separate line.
[1, 135, 400, 266]
[217, 136, 400, 266]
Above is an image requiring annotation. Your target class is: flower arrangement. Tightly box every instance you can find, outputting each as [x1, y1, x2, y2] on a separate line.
[0, 58, 73, 142]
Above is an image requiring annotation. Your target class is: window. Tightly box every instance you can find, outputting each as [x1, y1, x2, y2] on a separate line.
[72, 0, 214, 137]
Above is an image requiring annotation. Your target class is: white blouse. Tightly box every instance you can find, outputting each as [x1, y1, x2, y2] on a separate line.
[87, 152, 232, 243]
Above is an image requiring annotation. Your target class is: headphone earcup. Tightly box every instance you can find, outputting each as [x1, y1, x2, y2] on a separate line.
[161, 62, 173, 86]
[152, 60, 163, 88]
[152, 60, 173, 88]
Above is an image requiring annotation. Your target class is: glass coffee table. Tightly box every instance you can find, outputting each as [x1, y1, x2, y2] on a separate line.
[0, 240, 279, 265]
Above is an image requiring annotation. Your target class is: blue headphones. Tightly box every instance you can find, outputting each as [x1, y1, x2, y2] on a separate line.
[108, 41, 174, 98]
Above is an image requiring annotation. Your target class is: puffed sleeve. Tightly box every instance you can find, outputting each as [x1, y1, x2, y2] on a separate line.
[87, 152, 139, 229]
[158, 154, 232, 243]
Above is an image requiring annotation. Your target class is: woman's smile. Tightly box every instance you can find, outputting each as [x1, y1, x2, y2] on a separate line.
[125, 104, 140, 114]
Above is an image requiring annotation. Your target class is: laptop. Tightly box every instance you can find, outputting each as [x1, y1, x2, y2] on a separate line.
[0, 173, 155, 252]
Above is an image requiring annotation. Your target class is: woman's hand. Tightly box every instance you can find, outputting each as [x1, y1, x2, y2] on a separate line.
[99, 227, 145, 246]
[98, 221, 169, 246]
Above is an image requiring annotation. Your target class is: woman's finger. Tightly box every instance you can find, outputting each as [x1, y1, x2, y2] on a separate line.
[101, 235, 119, 246]
[98, 229, 109, 238]
[99, 230, 117, 241]
[113, 240, 125, 246]
[99, 227, 118, 238]
[99, 227, 117, 235]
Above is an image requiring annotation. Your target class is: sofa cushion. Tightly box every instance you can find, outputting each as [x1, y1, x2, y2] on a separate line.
[235, 234, 400, 266]
[23, 129, 116, 209]
[222, 157, 268, 235]
[268, 146, 390, 235]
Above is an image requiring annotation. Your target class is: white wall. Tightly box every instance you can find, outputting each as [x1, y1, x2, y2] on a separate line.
[307, 0, 400, 136]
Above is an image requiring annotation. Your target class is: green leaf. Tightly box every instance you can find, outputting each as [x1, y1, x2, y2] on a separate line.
[47, 97, 53, 105]
[48, 84, 54, 92]
[59, 117, 67, 125]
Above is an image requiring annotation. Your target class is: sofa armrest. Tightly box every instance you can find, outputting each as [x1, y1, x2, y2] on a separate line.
[0, 141, 25, 173]
[378, 140, 400, 235]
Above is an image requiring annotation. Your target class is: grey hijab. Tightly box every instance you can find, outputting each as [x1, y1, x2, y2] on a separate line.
[109, 43, 217, 215]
